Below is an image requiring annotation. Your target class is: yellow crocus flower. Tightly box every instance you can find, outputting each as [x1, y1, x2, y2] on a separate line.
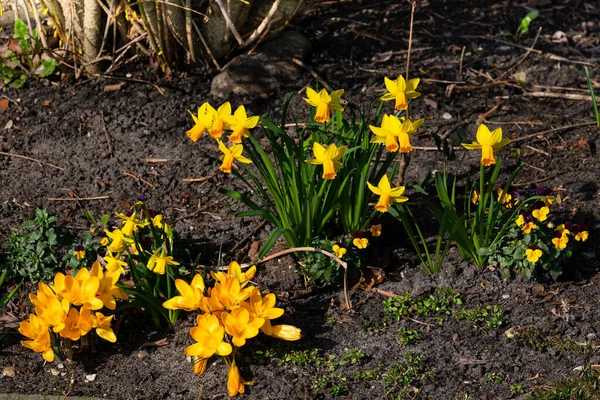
[91, 261, 128, 310]
[367, 174, 408, 213]
[227, 105, 260, 144]
[185, 314, 232, 359]
[19, 314, 55, 362]
[227, 360, 254, 397]
[218, 141, 252, 174]
[94, 312, 117, 342]
[222, 308, 264, 347]
[211, 261, 256, 287]
[268, 324, 302, 341]
[306, 142, 348, 180]
[461, 124, 511, 167]
[163, 274, 206, 312]
[381, 75, 421, 110]
[303, 87, 344, 123]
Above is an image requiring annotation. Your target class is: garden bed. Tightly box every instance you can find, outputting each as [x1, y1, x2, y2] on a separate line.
[1, 0, 600, 399]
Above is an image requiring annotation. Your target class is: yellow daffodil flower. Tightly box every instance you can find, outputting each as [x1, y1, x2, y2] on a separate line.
[19, 314, 54, 362]
[227, 360, 254, 397]
[152, 214, 163, 228]
[104, 228, 134, 253]
[462, 124, 511, 167]
[332, 244, 346, 258]
[367, 174, 408, 213]
[222, 308, 265, 347]
[209, 102, 233, 139]
[218, 140, 252, 174]
[532, 206, 549, 222]
[353, 238, 369, 249]
[115, 211, 148, 236]
[185, 314, 232, 359]
[227, 105, 260, 144]
[91, 262, 127, 310]
[187, 102, 216, 142]
[163, 274, 206, 312]
[103, 252, 128, 275]
[303, 87, 344, 123]
[369, 114, 415, 153]
[381, 75, 421, 110]
[306, 142, 348, 180]
[526, 248, 542, 263]
[147, 249, 180, 275]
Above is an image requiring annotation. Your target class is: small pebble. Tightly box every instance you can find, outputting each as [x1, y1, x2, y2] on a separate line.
[85, 373, 97, 382]
[502, 294, 510, 299]
[442, 112, 452, 120]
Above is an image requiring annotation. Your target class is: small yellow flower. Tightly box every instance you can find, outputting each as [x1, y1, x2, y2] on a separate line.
[381, 75, 421, 110]
[575, 231, 588, 242]
[100, 236, 109, 246]
[227, 360, 254, 397]
[93, 312, 117, 342]
[353, 238, 369, 249]
[209, 102, 233, 139]
[471, 190, 480, 205]
[19, 314, 54, 362]
[532, 206, 549, 222]
[103, 252, 128, 275]
[370, 224, 382, 237]
[218, 140, 252, 174]
[115, 211, 148, 236]
[526, 248, 542, 263]
[74, 247, 86, 260]
[332, 244, 346, 258]
[522, 222, 536, 234]
[147, 249, 180, 275]
[497, 189, 513, 208]
[268, 324, 302, 341]
[162, 274, 206, 312]
[306, 142, 348, 180]
[222, 308, 265, 347]
[186, 102, 216, 142]
[367, 175, 408, 213]
[552, 234, 569, 249]
[91, 262, 128, 310]
[226, 105, 260, 144]
[462, 124, 511, 167]
[303, 87, 344, 123]
[104, 228, 134, 253]
[185, 314, 232, 359]
[516, 214, 525, 227]
[152, 214, 163, 228]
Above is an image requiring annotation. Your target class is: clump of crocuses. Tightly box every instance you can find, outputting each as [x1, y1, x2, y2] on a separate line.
[163, 262, 301, 397]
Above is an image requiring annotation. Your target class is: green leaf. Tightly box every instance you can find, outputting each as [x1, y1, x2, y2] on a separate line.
[101, 214, 110, 226]
[259, 227, 288, 259]
[14, 19, 29, 41]
[477, 247, 491, 257]
[13, 74, 26, 89]
[84, 210, 97, 225]
[40, 58, 56, 78]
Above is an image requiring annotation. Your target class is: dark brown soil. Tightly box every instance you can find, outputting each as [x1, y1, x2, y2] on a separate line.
[2, 0, 600, 399]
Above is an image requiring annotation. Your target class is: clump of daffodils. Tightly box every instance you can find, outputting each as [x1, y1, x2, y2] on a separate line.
[20, 262, 127, 362]
[163, 262, 301, 396]
[186, 101, 258, 174]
